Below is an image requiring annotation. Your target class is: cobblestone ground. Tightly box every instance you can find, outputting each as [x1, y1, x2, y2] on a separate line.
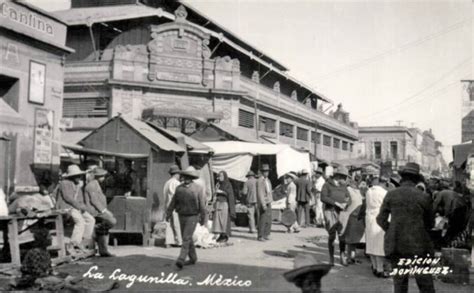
[2, 222, 473, 292]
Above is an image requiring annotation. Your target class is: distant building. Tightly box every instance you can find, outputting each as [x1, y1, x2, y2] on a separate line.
[55, 0, 358, 163]
[357, 126, 416, 170]
[358, 126, 447, 174]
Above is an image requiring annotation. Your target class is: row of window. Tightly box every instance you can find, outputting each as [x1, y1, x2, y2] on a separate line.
[239, 109, 354, 151]
[373, 141, 399, 160]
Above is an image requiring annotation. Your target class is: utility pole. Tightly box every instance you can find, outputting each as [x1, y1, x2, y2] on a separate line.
[396, 120, 403, 126]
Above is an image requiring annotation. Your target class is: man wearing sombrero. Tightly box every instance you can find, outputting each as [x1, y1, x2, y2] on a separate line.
[242, 170, 258, 234]
[56, 164, 96, 254]
[284, 253, 332, 293]
[84, 166, 116, 257]
[166, 167, 207, 269]
[377, 162, 435, 293]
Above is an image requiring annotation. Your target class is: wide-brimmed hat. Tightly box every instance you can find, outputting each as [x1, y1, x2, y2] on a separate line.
[63, 164, 86, 178]
[399, 162, 421, 177]
[169, 165, 181, 175]
[390, 173, 402, 186]
[283, 253, 333, 283]
[260, 164, 271, 171]
[334, 166, 349, 177]
[246, 170, 256, 177]
[281, 208, 297, 227]
[300, 169, 309, 175]
[180, 166, 200, 179]
[285, 172, 298, 181]
[90, 167, 108, 177]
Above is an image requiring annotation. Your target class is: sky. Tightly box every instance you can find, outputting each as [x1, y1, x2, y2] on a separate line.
[28, 0, 472, 162]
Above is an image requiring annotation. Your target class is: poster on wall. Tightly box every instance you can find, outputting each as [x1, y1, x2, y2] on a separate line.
[33, 108, 54, 165]
[28, 61, 46, 105]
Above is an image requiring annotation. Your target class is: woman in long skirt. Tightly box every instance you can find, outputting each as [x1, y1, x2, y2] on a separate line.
[365, 178, 389, 278]
[339, 176, 365, 264]
[212, 171, 236, 242]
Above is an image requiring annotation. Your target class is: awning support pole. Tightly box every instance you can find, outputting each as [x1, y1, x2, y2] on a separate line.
[87, 20, 98, 61]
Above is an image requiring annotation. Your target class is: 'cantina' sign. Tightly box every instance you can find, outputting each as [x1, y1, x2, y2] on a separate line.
[0, 1, 54, 36]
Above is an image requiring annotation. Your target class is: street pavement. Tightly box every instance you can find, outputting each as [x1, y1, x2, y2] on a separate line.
[52, 222, 474, 292]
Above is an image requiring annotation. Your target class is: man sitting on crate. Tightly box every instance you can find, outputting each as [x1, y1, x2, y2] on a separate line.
[56, 164, 96, 254]
[84, 166, 117, 257]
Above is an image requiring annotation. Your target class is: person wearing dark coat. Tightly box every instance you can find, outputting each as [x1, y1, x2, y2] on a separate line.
[320, 167, 351, 265]
[212, 171, 236, 242]
[295, 169, 312, 228]
[376, 162, 435, 293]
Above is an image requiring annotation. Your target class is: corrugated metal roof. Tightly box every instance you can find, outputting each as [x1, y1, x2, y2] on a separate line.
[150, 124, 212, 154]
[54, 4, 333, 104]
[121, 117, 185, 153]
[54, 5, 168, 25]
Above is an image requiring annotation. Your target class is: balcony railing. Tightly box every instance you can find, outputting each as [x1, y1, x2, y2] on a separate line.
[240, 76, 358, 138]
[64, 61, 112, 83]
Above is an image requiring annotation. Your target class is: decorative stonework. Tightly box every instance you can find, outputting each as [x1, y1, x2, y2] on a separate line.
[305, 97, 312, 107]
[174, 5, 188, 22]
[252, 71, 259, 82]
[291, 90, 297, 100]
[273, 81, 280, 93]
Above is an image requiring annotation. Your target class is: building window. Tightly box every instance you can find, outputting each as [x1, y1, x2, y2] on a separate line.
[311, 131, 321, 144]
[280, 122, 294, 138]
[390, 141, 398, 160]
[258, 116, 276, 133]
[323, 135, 331, 146]
[63, 97, 109, 118]
[333, 138, 341, 149]
[374, 141, 382, 160]
[297, 127, 309, 141]
[342, 141, 348, 151]
[238, 109, 254, 128]
[350, 143, 354, 152]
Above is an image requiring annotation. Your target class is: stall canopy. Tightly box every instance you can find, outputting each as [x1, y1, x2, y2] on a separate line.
[62, 142, 148, 159]
[332, 158, 380, 170]
[453, 142, 474, 168]
[203, 141, 311, 181]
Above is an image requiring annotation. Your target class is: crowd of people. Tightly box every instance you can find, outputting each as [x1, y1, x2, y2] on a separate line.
[4, 158, 470, 290]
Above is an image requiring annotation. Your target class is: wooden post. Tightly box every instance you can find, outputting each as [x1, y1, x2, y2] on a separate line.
[177, 137, 189, 169]
[314, 121, 319, 161]
[8, 219, 20, 267]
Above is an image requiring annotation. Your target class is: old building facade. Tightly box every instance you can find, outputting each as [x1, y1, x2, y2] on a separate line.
[56, 0, 358, 163]
[0, 1, 72, 193]
[357, 126, 447, 174]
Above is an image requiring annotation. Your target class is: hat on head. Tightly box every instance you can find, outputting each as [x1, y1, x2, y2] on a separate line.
[260, 164, 271, 171]
[283, 253, 332, 283]
[416, 182, 426, 192]
[315, 167, 323, 174]
[390, 173, 402, 186]
[88, 166, 108, 177]
[300, 169, 309, 175]
[63, 164, 86, 178]
[246, 170, 256, 177]
[399, 162, 421, 177]
[180, 166, 200, 179]
[334, 166, 349, 177]
[285, 172, 298, 181]
[169, 165, 181, 175]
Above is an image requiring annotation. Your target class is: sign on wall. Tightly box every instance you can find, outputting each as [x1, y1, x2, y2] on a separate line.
[28, 60, 46, 105]
[33, 108, 54, 165]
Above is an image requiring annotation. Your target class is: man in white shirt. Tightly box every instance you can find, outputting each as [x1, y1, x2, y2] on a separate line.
[312, 167, 326, 227]
[163, 165, 182, 247]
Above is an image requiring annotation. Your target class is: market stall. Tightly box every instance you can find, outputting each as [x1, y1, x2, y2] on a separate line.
[202, 141, 311, 182]
[62, 116, 185, 245]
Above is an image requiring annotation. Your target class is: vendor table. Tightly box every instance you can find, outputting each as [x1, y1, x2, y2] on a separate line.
[0, 211, 66, 270]
[107, 196, 150, 246]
